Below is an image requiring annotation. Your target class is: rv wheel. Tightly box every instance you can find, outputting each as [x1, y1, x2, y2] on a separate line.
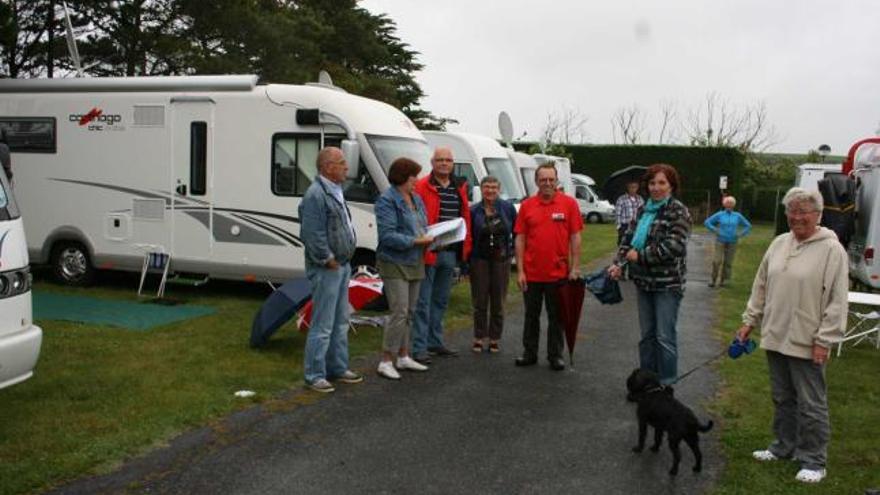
[52, 242, 95, 286]
[587, 212, 602, 224]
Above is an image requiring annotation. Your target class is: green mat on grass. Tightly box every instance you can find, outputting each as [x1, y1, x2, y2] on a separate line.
[32, 291, 216, 330]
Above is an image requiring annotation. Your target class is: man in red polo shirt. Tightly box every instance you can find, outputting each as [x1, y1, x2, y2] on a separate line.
[514, 162, 582, 371]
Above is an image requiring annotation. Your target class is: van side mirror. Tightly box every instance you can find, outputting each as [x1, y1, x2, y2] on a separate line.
[471, 185, 482, 204]
[341, 139, 360, 179]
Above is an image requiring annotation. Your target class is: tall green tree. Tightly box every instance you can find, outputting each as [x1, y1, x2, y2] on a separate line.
[0, 0, 69, 78]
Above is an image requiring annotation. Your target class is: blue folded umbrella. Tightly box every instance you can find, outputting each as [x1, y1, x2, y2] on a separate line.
[584, 267, 623, 305]
[250, 278, 311, 348]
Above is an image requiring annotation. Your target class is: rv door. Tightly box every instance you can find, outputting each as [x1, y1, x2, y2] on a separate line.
[170, 97, 214, 260]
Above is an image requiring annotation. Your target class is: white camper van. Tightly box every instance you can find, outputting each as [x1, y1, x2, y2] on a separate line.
[532, 153, 574, 196]
[795, 163, 843, 191]
[848, 142, 880, 288]
[571, 174, 615, 223]
[422, 131, 525, 204]
[0, 172, 42, 389]
[0, 75, 431, 284]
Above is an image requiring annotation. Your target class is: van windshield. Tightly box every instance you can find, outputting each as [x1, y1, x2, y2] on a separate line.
[483, 157, 524, 201]
[366, 135, 433, 174]
[0, 175, 19, 221]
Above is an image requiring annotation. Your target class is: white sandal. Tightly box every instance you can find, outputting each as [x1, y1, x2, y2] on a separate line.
[752, 449, 779, 462]
[795, 468, 826, 483]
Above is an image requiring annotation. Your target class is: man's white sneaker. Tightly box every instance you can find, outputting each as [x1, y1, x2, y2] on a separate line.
[377, 361, 401, 380]
[306, 378, 335, 393]
[752, 449, 779, 462]
[396, 356, 428, 371]
[795, 468, 826, 483]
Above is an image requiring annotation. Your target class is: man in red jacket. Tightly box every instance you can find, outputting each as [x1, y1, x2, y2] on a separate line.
[411, 147, 473, 363]
[514, 162, 582, 371]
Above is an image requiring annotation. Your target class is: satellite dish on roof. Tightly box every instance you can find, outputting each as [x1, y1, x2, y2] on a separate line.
[498, 111, 514, 147]
[318, 70, 333, 86]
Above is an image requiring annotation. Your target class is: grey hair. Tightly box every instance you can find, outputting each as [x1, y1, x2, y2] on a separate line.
[722, 196, 737, 207]
[480, 175, 500, 186]
[782, 187, 823, 212]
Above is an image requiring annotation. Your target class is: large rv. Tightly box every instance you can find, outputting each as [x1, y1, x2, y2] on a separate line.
[0, 75, 431, 284]
[422, 131, 525, 204]
[845, 139, 880, 289]
[0, 171, 42, 389]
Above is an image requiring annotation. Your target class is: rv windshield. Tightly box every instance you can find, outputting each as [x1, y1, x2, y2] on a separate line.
[483, 157, 524, 201]
[521, 168, 538, 196]
[0, 175, 19, 221]
[367, 135, 432, 174]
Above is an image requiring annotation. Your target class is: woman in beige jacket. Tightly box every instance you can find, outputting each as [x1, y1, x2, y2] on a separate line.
[736, 187, 848, 484]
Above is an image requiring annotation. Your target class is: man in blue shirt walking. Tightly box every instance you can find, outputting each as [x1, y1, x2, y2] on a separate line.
[704, 195, 751, 287]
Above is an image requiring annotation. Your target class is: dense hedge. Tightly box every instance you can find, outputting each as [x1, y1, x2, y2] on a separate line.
[515, 143, 744, 195]
[513, 143, 745, 221]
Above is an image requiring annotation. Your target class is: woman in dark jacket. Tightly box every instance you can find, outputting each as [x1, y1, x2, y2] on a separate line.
[608, 163, 691, 384]
[469, 176, 517, 353]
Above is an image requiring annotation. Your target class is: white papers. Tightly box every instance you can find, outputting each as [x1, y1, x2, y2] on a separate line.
[426, 217, 466, 250]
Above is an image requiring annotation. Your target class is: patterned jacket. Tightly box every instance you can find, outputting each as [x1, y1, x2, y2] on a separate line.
[616, 197, 692, 292]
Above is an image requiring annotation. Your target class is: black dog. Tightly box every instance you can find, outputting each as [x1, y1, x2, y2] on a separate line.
[626, 368, 714, 475]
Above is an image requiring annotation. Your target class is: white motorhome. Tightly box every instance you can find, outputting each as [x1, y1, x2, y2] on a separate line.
[422, 131, 525, 204]
[848, 142, 880, 288]
[0, 75, 431, 285]
[795, 163, 843, 191]
[0, 172, 42, 389]
[571, 174, 615, 223]
[532, 153, 574, 196]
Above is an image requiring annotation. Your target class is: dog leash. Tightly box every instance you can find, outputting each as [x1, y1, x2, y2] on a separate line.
[673, 348, 728, 384]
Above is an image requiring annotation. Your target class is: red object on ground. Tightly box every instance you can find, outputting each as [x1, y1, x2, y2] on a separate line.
[297, 274, 384, 332]
[557, 279, 587, 366]
[514, 192, 583, 282]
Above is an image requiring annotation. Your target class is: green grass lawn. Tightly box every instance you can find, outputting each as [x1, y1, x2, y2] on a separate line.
[709, 224, 880, 494]
[0, 224, 619, 495]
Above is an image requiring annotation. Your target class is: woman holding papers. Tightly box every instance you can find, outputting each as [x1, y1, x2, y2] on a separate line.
[374, 158, 435, 380]
[469, 176, 517, 353]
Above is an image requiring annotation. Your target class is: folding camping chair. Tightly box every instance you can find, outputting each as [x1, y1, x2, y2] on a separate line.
[838, 292, 880, 356]
[138, 250, 171, 299]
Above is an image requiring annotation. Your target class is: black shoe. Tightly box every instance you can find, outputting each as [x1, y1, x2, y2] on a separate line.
[412, 353, 432, 365]
[515, 355, 538, 367]
[428, 346, 459, 357]
[549, 357, 566, 371]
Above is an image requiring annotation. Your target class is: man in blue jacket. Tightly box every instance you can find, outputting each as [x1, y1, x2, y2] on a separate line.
[704, 195, 751, 287]
[298, 147, 364, 393]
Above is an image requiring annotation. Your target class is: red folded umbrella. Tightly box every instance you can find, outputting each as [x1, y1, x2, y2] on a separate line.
[557, 279, 587, 367]
[298, 273, 384, 332]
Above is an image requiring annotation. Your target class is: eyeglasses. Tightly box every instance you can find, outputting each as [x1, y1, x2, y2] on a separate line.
[786, 209, 818, 216]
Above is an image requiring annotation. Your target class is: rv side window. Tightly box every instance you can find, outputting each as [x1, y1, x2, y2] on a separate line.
[272, 134, 320, 196]
[576, 186, 589, 200]
[190, 122, 207, 196]
[0, 117, 56, 153]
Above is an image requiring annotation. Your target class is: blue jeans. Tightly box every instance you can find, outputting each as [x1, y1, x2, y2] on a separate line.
[304, 262, 351, 384]
[636, 288, 682, 385]
[411, 250, 456, 355]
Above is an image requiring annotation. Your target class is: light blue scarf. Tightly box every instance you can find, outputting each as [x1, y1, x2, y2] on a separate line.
[631, 197, 670, 250]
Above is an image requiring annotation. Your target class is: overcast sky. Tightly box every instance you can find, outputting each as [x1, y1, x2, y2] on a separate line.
[361, 0, 880, 155]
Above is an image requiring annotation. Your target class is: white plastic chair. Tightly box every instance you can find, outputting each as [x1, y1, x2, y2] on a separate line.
[838, 309, 880, 357]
